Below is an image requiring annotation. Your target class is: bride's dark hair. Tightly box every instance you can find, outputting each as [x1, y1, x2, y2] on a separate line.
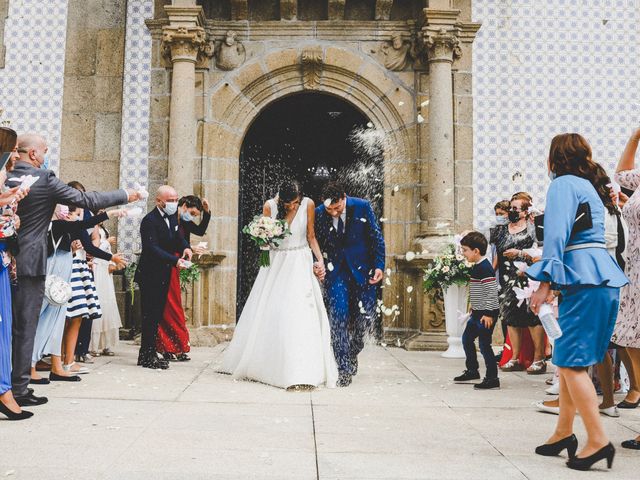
[276, 180, 303, 220]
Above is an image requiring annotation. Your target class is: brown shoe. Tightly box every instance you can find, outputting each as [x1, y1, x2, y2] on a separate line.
[35, 360, 51, 372]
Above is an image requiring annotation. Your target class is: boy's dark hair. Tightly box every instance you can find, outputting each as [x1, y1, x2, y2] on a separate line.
[178, 195, 203, 211]
[460, 231, 488, 256]
[494, 200, 510, 212]
[321, 181, 347, 204]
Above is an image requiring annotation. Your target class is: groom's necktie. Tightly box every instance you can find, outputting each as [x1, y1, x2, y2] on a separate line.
[337, 216, 345, 236]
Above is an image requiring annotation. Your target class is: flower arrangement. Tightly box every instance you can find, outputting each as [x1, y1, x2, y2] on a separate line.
[423, 243, 472, 292]
[179, 263, 201, 292]
[242, 215, 291, 267]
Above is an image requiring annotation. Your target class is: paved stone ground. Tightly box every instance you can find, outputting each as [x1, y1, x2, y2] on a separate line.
[1, 343, 639, 479]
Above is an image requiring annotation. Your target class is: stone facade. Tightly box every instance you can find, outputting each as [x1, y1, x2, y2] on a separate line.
[59, 0, 127, 194]
[139, 0, 480, 349]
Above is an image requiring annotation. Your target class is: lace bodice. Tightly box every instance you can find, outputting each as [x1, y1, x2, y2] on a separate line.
[268, 197, 309, 249]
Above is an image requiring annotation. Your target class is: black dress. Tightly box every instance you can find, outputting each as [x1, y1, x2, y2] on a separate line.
[490, 223, 541, 328]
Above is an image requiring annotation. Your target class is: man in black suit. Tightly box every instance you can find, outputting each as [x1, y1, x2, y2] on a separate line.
[135, 185, 192, 369]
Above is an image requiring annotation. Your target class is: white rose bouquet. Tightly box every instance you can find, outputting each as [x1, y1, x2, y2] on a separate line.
[423, 243, 472, 292]
[242, 215, 291, 267]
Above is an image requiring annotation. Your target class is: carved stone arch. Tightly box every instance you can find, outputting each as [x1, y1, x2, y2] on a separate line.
[205, 45, 415, 162]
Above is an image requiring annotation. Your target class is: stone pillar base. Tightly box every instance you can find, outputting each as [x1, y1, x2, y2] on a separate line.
[404, 331, 448, 351]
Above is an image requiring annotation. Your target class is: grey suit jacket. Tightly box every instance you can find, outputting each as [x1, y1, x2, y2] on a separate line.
[5, 161, 129, 277]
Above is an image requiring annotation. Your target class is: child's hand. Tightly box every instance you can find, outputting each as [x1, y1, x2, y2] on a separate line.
[481, 316, 494, 328]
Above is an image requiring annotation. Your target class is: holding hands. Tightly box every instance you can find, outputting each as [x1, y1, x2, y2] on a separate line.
[313, 261, 326, 281]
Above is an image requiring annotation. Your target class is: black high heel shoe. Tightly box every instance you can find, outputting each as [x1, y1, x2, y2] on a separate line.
[535, 434, 578, 458]
[0, 401, 34, 421]
[566, 443, 615, 471]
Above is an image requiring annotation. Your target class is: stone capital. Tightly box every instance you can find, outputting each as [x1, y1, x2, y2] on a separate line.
[162, 25, 213, 65]
[422, 27, 461, 64]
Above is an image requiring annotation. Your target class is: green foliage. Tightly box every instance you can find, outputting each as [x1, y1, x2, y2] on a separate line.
[179, 263, 201, 292]
[124, 262, 138, 305]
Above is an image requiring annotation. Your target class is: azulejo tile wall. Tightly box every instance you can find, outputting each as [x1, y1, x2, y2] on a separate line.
[117, 0, 154, 254]
[0, 0, 68, 171]
[472, 0, 640, 232]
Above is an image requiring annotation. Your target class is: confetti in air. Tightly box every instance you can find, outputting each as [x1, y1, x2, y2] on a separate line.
[405, 251, 416, 261]
[417, 114, 425, 123]
[327, 262, 334, 272]
[421, 99, 430, 108]
[398, 101, 404, 106]
[407, 286, 414, 293]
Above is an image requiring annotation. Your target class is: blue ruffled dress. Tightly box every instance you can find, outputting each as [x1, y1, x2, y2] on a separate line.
[527, 175, 628, 367]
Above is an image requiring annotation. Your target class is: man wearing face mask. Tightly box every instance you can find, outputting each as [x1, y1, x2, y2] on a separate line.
[5, 133, 142, 407]
[134, 186, 192, 369]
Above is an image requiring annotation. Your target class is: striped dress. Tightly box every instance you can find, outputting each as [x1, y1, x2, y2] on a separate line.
[469, 258, 500, 318]
[66, 249, 102, 321]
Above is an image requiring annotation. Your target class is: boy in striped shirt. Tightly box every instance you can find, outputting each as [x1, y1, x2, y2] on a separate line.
[454, 231, 501, 390]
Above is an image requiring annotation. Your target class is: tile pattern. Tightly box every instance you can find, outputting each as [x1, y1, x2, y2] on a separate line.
[472, 0, 640, 232]
[0, 0, 68, 172]
[117, 0, 155, 254]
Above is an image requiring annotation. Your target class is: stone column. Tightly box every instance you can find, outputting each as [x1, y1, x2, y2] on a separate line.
[162, 4, 209, 195]
[416, 8, 462, 248]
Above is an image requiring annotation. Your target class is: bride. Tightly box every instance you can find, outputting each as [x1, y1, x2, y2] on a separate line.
[221, 180, 338, 389]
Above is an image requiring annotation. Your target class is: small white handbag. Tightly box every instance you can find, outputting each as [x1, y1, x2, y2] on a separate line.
[44, 226, 73, 306]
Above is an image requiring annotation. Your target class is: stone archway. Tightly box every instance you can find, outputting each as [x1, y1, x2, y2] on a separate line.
[200, 45, 418, 324]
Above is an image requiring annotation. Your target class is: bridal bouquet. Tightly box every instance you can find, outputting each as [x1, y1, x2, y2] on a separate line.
[423, 243, 472, 292]
[243, 216, 291, 267]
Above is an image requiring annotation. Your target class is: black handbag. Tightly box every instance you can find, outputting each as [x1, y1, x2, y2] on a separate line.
[533, 202, 592, 243]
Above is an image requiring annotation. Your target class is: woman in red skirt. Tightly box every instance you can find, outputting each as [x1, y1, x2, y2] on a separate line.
[157, 196, 210, 362]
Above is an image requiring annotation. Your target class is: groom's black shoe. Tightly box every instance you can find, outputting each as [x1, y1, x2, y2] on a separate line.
[337, 373, 352, 387]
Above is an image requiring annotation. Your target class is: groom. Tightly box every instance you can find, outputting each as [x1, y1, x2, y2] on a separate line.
[314, 181, 385, 387]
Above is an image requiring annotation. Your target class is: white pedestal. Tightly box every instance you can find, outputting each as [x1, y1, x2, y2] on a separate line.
[441, 284, 469, 359]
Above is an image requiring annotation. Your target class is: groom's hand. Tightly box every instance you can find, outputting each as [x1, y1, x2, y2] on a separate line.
[182, 248, 193, 261]
[369, 268, 384, 285]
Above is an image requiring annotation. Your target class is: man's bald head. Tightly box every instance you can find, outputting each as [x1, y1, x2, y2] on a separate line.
[155, 185, 178, 212]
[156, 185, 177, 202]
[17, 133, 48, 168]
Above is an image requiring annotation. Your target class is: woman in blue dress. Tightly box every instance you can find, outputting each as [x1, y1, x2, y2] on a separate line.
[529, 133, 628, 471]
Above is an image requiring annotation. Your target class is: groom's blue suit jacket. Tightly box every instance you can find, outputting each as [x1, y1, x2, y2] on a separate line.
[315, 196, 386, 285]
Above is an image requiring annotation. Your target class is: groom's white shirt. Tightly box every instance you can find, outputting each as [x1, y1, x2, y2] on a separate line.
[332, 210, 347, 231]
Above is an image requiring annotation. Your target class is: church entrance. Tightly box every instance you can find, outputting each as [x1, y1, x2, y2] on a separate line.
[237, 92, 384, 317]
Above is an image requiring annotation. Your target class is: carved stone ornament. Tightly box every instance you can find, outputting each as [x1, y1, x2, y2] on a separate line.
[301, 48, 323, 90]
[162, 25, 214, 66]
[422, 27, 462, 64]
[382, 33, 417, 71]
[215, 30, 246, 71]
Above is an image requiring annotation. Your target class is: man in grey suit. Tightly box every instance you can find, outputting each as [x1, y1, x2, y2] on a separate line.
[6, 133, 141, 407]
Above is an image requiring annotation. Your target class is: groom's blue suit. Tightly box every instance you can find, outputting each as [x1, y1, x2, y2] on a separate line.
[315, 197, 386, 377]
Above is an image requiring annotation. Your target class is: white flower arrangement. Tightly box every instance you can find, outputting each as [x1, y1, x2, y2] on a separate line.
[423, 243, 472, 292]
[242, 215, 291, 267]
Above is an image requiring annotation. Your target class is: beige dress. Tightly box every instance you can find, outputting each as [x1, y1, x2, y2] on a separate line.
[611, 169, 640, 348]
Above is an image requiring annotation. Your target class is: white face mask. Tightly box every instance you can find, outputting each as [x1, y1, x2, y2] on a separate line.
[163, 201, 178, 216]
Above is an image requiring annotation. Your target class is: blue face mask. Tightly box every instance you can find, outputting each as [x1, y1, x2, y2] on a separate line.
[163, 201, 178, 216]
[41, 153, 50, 170]
[180, 211, 194, 222]
[548, 171, 557, 181]
[495, 216, 509, 226]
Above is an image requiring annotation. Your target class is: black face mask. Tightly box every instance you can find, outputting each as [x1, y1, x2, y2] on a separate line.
[508, 210, 521, 223]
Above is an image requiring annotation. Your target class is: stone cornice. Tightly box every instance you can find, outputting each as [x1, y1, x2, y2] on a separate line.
[456, 21, 482, 44]
[148, 19, 416, 42]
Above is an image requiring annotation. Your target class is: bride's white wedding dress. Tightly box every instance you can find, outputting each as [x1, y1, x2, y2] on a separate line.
[221, 197, 338, 389]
